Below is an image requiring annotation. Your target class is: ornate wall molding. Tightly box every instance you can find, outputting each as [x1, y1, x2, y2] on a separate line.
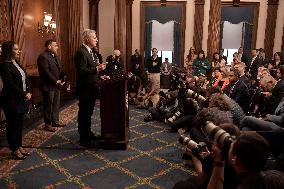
[194, 0, 205, 5]
[264, 0, 279, 58]
[267, 0, 279, 5]
[207, 0, 221, 61]
[193, 0, 205, 52]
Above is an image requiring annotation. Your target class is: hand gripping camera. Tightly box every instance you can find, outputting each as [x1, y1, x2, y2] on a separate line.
[178, 129, 208, 159]
[202, 121, 236, 158]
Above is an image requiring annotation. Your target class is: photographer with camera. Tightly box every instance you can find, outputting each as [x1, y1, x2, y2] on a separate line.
[168, 87, 206, 132]
[174, 122, 240, 189]
[208, 132, 271, 189]
[143, 91, 179, 122]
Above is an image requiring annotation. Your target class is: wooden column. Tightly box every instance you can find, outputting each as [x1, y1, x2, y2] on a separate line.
[114, 0, 127, 72]
[126, 0, 134, 72]
[67, 0, 83, 85]
[264, 0, 279, 59]
[193, 0, 205, 52]
[282, 27, 284, 52]
[207, 0, 221, 61]
[10, 0, 26, 66]
[0, 0, 12, 42]
[89, 0, 100, 32]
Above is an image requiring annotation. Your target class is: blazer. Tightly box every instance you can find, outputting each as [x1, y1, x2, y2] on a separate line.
[37, 50, 64, 92]
[104, 55, 124, 76]
[74, 45, 99, 94]
[0, 61, 30, 110]
[247, 56, 261, 80]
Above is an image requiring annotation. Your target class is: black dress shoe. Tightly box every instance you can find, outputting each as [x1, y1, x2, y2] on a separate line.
[11, 152, 26, 160]
[144, 114, 154, 122]
[20, 151, 30, 156]
[88, 132, 101, 140]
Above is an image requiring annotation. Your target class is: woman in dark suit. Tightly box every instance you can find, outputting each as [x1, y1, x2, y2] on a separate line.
[0, 41, 32, 160]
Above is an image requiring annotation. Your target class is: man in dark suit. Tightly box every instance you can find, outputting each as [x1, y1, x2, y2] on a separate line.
[37, 39, 65, 132]
[131, 49, 142, 73]
[104, 49, 124, 76]
[238, 47, 249, 66]
[74, 29, 106, 147]
[247, 49, 261, 81]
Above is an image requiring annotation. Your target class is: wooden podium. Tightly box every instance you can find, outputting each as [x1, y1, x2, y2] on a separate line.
[95, 74, 129, 150]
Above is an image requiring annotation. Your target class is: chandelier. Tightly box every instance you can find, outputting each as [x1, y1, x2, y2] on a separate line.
[37, 12, 56, 36]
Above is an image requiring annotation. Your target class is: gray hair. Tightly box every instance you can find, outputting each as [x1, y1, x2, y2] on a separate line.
[82, 29, 96, 42]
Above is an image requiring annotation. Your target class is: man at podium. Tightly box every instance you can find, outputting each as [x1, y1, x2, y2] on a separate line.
[74, 29, 106, 147]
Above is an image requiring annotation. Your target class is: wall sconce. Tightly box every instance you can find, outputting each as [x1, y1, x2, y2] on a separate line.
[38, 12, 56, 35]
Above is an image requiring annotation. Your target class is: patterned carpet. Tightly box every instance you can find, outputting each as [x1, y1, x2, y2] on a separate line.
[0, 103, 195, 189]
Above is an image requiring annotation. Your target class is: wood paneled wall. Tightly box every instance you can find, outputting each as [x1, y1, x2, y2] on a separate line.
[0, 0, 12, 42]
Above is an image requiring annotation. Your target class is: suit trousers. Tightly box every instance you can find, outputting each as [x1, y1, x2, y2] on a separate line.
[2, 106, 24, 151]
[42, 89, 60, 125]
[240, 116, 282, 131]
[77, 89, 97, 142]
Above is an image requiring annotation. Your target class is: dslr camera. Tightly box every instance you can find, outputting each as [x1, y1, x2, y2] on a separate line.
[178, 129, 208, 159]
[165, 109, 184, 124]
[202, 121, 236, 158]
[186, 89, 207, 104]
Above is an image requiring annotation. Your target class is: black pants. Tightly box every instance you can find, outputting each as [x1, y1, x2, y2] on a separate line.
[77, 89, 97, 142]
[2, 106, 24, 151]
[42, 89, 60, 125]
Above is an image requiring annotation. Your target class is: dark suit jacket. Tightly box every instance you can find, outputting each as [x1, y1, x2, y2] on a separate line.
[247, 56, 261, 80]
[0, 61, 30, 110]
[104, 55, 124, 76]
[146, 56, 162, 73]
[229, 79, 250, 113]
[37, 50, 64, 92]
[241, 54, 249, 65]
[74, 45, 99, 95]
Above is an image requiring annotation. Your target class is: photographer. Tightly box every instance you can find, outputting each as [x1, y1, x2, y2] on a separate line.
[169, 87, 206, 131]
[208, 132, 270, 189]
[174, 123, 240, 189]
[144, 91, 179, 122]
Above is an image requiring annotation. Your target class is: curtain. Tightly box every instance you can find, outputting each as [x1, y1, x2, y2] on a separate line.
[222, 21, 243, 49]
[144, 21, 153, 63]
[243, 22, 253, 57]
[219, 21, 224, 49]
[173, 22, 181, 66]
[151, 20, 174, 51]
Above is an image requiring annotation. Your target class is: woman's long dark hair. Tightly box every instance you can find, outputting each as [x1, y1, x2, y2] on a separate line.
[0, 40, 15, 62]
[197, 50, 206, 61]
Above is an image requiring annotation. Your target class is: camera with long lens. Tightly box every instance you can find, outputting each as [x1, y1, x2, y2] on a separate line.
[202, 121, 235, 158]
[166, 109, 184, 124]
[186, 89, 206, 104]
[178, 129, 208, 160]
